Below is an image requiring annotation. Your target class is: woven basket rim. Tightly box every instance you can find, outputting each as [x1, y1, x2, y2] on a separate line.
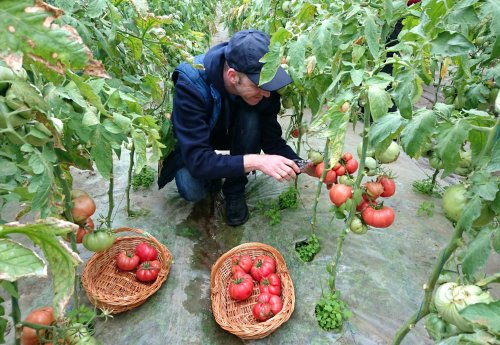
[81, 227, 172, 314]
[210, 242, 295, 340]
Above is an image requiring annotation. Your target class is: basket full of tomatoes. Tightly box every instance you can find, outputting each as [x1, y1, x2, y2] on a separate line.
[81, 227, 172, 314]
[210, 242, 295, 339]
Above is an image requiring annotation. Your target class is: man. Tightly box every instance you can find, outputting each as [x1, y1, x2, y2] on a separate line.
[158, 29, 310, 226]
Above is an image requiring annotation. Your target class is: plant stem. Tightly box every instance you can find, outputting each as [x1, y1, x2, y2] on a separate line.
[126, 143, 135, 216]
[434, 61, 443, 106]
[294, 93, 305, 190]
[430, 168, 439, 193]
[310, 138, 330, 229]
[54, 165, 78, 253]
[392, 224, 465, 345]
[106, 164, 114, 228]
[329, 100, 371, 291]
[11, 282, 21, 345]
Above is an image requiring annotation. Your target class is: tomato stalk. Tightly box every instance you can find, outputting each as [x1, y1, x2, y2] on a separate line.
[105, 164, 114, 228]
[394, 116, 500, 345]
[11, 282, 21, 345]
[126, 143, 135, 217]
[328, 98, 370, 292]
[294, 92, 306, 190]
[310, 138, 330, 229]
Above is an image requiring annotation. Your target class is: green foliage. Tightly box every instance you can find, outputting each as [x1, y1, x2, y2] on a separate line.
[412, 178, 442, 197]
[256, 187, 299, 225]
[132, 166, 156, 191]
[417, 201, 435, 217]
[295, 234, 320, 263]
[315, 292, 352, 332]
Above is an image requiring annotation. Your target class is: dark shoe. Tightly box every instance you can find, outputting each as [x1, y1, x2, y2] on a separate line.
[225, 194, 249, 226]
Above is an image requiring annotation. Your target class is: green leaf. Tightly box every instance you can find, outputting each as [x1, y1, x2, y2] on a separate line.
[461, 300, 500, 336]
[143, 74, 163, 104]
[125, 35, 143, 61]
[469, 172, 499, 201]
[430, 31, 474, 57]
[270, 27, 292, 45]
[462, 228, 493, 279]
[401, 109, 436, 157]
[30, 171, 53, 216]
[259, 42, 282, 87]
[90, 126, 113, 180]
[10, 80, 49, 114]
[295, 2, 317, 24]
[82, 108, 100, 126]
[368, 113, 407, 149]
[132, 129, 147, 174]
[67, 71, 108, 115]
[0, 0, 88, 69]
[288, 35, 307, 73]
[437, 330, 499, 345]
[0, 161, 17, 176]
[486, 139, 500, 173]
[350, 69, 364, 86]
[456, 196, 482, 231]
[368, 85, 391, 120]
[1, 281, 19, 298]
[0, 220, 81, 317]
[87, 0, 107, 18]
[364, 10, 380, 59]
[29, 154, 47, 176]
[0, 238, 46, 281]
[312, 18, 334, 66]
[435, 120, 471, 177]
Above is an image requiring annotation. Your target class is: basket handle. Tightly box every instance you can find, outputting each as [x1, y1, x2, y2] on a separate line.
[112, 227, 151, 237]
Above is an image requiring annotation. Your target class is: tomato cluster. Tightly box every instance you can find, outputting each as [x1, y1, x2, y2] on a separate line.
[357, 176, 397, 228]
[228, 254, 284, 322]
[115, 242, 161, 282]
[65, 190, 97, 244]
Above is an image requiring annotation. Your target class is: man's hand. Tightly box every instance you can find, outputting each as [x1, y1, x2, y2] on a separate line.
[244, 154, 301, 182]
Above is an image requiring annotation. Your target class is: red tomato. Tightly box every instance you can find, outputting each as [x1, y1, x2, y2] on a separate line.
[379, 177, 396, 197]
[259, 273, 281, 296]
[329, 184, 353, 207]
[334, 165, 346, 176]
[135, 242, 158, 262]
[252, 292, 283, 321]
[65, 217, 94, 243]
[345, 159, 358, 174]
[333, 163, 341, 170]
[228, 271, 254, 301]
[365, 181, 384, 199]
[116, 250, 140, 271]
[231, 265, 246, 276]
[136, 261, 160, 282]
[356, 200, 373, 212]
[362, 206, 395, 228]
[342, 152, 353, 161]
[70, 190, 96, 224]
[250, 255, 276, 282]
[315, 162, 337, 184]
[231, 254, 252, 273]
[21, 307, 55, 345]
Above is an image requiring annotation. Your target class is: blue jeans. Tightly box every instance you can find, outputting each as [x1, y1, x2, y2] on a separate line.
[175, 102, 260, 202]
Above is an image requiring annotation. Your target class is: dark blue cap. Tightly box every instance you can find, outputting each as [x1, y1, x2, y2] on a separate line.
[224, 29, 292, 91]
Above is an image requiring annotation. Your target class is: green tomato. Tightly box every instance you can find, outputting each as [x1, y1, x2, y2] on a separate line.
[65, 324, 98, 345]
[82, 231, 116, 252]
[375, 141, 400, 164]
[308, 150, 324, 165]
[349, 217, 368, 235]
[281, 96, 293, 109]
[364, 156, 378, 170]
[429, 153, 444, 170]
[338, 175, 355, 186]
[425, 313, 448, 341]
[442, 184, 495, 228]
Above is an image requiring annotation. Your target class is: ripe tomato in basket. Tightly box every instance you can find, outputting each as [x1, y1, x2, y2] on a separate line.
[135, 242, 158, 262]
[259, 273, 281, 296]
[250, 255, 276, 282]
[252, 292, 283, 322]
[231, 254, 252, 273]
[116, 250, 140, 271]
[228, 271, 253, 301]
[136, 261, 160, 282]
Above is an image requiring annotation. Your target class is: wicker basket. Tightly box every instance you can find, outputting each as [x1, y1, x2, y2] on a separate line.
[81, 227, 172, 314]
[210, 242, 295, 339]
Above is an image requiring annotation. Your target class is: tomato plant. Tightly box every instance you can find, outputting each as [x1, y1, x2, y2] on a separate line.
[116, 251, 140, 271]
[228, 272, 254, 301]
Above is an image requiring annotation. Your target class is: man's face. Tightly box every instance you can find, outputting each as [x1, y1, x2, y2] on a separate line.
[233, 73, 271, 106]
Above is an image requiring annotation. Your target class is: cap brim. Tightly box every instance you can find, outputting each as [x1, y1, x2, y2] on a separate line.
[247, 66, 292, 92]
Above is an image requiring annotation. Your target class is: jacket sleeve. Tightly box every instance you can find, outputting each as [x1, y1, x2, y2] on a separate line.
[172, 72, 245, 180]
[258, 93, 300, 160]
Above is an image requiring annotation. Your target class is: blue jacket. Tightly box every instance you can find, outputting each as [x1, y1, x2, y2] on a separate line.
[158, 42, 298, 188]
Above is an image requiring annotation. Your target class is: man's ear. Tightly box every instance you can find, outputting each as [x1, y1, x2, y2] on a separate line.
[226, 68, 239, 85]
